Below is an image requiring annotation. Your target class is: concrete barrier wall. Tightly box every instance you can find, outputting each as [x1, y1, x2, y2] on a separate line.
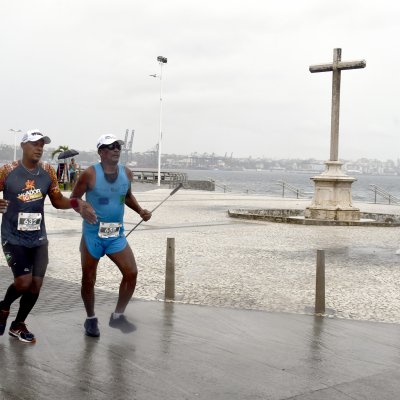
[184, 180, 215, 191]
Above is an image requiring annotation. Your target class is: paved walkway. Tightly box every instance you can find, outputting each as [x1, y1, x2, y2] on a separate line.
[24, 189, 400, 323]
[1, 277, 400, 400]
[1, 189, 400, 399]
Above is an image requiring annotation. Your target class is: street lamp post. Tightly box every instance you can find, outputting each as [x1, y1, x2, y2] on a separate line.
[9, 129, 22, 161]
[150, 56, 167, 186]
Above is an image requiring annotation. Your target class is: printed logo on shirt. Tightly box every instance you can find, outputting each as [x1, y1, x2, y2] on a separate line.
[24, 180, 36, 191]
[17, 180, 43, 202]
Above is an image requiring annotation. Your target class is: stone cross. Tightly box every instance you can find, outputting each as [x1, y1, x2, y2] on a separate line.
[310, 48, 366, 161]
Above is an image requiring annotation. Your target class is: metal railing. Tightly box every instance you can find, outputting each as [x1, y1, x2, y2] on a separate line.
[369, 184, 400, 204]
[276, 180, 308, 199]
[209, 179, 231, 193]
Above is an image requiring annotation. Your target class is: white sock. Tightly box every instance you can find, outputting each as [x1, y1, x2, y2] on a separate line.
[112, 312, 123, 319]
[87, 315, 97, 320]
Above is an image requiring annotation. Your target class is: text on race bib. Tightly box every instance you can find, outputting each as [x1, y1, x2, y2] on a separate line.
[17, 213, 42, 231]
[98, 222, 121, 238]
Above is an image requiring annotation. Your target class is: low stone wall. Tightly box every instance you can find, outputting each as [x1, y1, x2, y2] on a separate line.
[228, 208, 400, 227]
[360, 212, 400, 224]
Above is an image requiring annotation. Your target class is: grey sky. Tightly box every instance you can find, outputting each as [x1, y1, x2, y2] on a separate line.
[1, 0, 399, 160]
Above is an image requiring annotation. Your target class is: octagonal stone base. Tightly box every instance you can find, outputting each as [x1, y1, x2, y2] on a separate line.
[304, 161, 360, 221]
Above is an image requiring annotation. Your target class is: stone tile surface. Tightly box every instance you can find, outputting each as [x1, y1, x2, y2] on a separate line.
[2, 189, 400, 324]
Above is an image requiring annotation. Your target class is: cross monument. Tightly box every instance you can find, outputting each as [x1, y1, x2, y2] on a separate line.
[305, 48, 366, 221]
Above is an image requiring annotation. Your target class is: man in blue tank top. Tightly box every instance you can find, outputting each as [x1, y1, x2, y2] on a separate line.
[71, 134, 152, 337]
[0, 129, 97, 343]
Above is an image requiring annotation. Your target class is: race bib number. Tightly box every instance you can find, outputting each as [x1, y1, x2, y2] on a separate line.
[98, 222, 121, 238]
[17, 213, 42, 231]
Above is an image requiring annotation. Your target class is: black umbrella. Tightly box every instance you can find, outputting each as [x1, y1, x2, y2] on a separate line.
[57, 149, 79, 160]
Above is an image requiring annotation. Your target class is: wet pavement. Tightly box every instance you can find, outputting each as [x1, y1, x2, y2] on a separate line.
[22, 189, 400, 324]
[1, 277, 400, 399]
[1, 189, 400, 398]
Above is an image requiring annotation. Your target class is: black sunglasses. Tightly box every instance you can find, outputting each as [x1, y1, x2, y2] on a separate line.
[99, 142, 121, 151]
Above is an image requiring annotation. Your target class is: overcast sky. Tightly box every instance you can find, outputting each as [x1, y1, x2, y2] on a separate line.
[1, 1, 399, 160]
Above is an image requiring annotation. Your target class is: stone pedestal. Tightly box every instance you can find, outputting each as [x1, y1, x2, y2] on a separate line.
[305, 161, 360, 221]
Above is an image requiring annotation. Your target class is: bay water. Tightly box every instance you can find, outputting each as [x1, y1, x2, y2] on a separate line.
[180, 169, 400, 203]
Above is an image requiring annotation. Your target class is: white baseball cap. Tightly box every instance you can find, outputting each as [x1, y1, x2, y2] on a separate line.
[21, 129, 51, 144]
[97, 134, 124, 148]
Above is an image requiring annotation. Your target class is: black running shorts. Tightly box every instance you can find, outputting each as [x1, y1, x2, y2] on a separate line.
[2, 242, 49, 278]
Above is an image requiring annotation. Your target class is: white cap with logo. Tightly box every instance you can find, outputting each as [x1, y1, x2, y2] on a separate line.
[97, 134, 124, 148]
[21, 129, 51, 144]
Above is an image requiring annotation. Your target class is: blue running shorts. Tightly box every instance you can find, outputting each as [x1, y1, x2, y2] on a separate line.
[83, 232, 128, 260]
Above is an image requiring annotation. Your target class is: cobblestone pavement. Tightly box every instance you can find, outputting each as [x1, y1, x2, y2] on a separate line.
[1, 189, 400, 324]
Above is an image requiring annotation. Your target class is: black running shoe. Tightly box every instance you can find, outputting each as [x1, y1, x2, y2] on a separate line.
[0, 309, 10, 336]
[84, 318, 100, 337]
[109, 314, 136, 333]
[9, 321, 36, 343]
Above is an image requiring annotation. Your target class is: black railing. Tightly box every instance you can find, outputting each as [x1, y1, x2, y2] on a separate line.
[276, 180, 309, 199]
[369, 184, 400, 204]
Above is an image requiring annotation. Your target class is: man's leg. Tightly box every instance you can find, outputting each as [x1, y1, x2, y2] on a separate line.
[14, 276, 43, 323]
[107, 244, 137, 314]
[0, 283, 24, 335]
[14, 242, 47, 323]
[0, 243, 35, 336]
[80, 237, 100, 317]
[107, 244, 137, 333]
[0, 243, 32, 311]
[0, 283, 24, 311]
[80, 238, 100, 337]
[9, 244, 48, 343]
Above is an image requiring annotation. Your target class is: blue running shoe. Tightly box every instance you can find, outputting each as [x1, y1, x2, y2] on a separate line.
[109, 314, 136, 333]
[84, 318, 100, 337]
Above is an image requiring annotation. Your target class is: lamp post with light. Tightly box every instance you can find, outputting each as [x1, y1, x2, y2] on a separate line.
[9, 129, 22, 161]
[150, 56, 167, 186]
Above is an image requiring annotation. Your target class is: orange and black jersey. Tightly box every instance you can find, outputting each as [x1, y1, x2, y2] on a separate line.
[0, 161, 60, 248]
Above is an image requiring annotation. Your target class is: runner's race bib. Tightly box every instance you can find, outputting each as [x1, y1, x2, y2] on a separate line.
[17, 213, 42, 231]
[98, 222, 121, 238]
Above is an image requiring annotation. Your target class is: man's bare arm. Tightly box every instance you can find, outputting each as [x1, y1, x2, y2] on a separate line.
[124, 168, 152, 221]
[49, 188, 97, 224]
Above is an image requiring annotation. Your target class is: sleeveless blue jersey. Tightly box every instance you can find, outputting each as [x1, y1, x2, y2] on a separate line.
[83, 163, 130, 236]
